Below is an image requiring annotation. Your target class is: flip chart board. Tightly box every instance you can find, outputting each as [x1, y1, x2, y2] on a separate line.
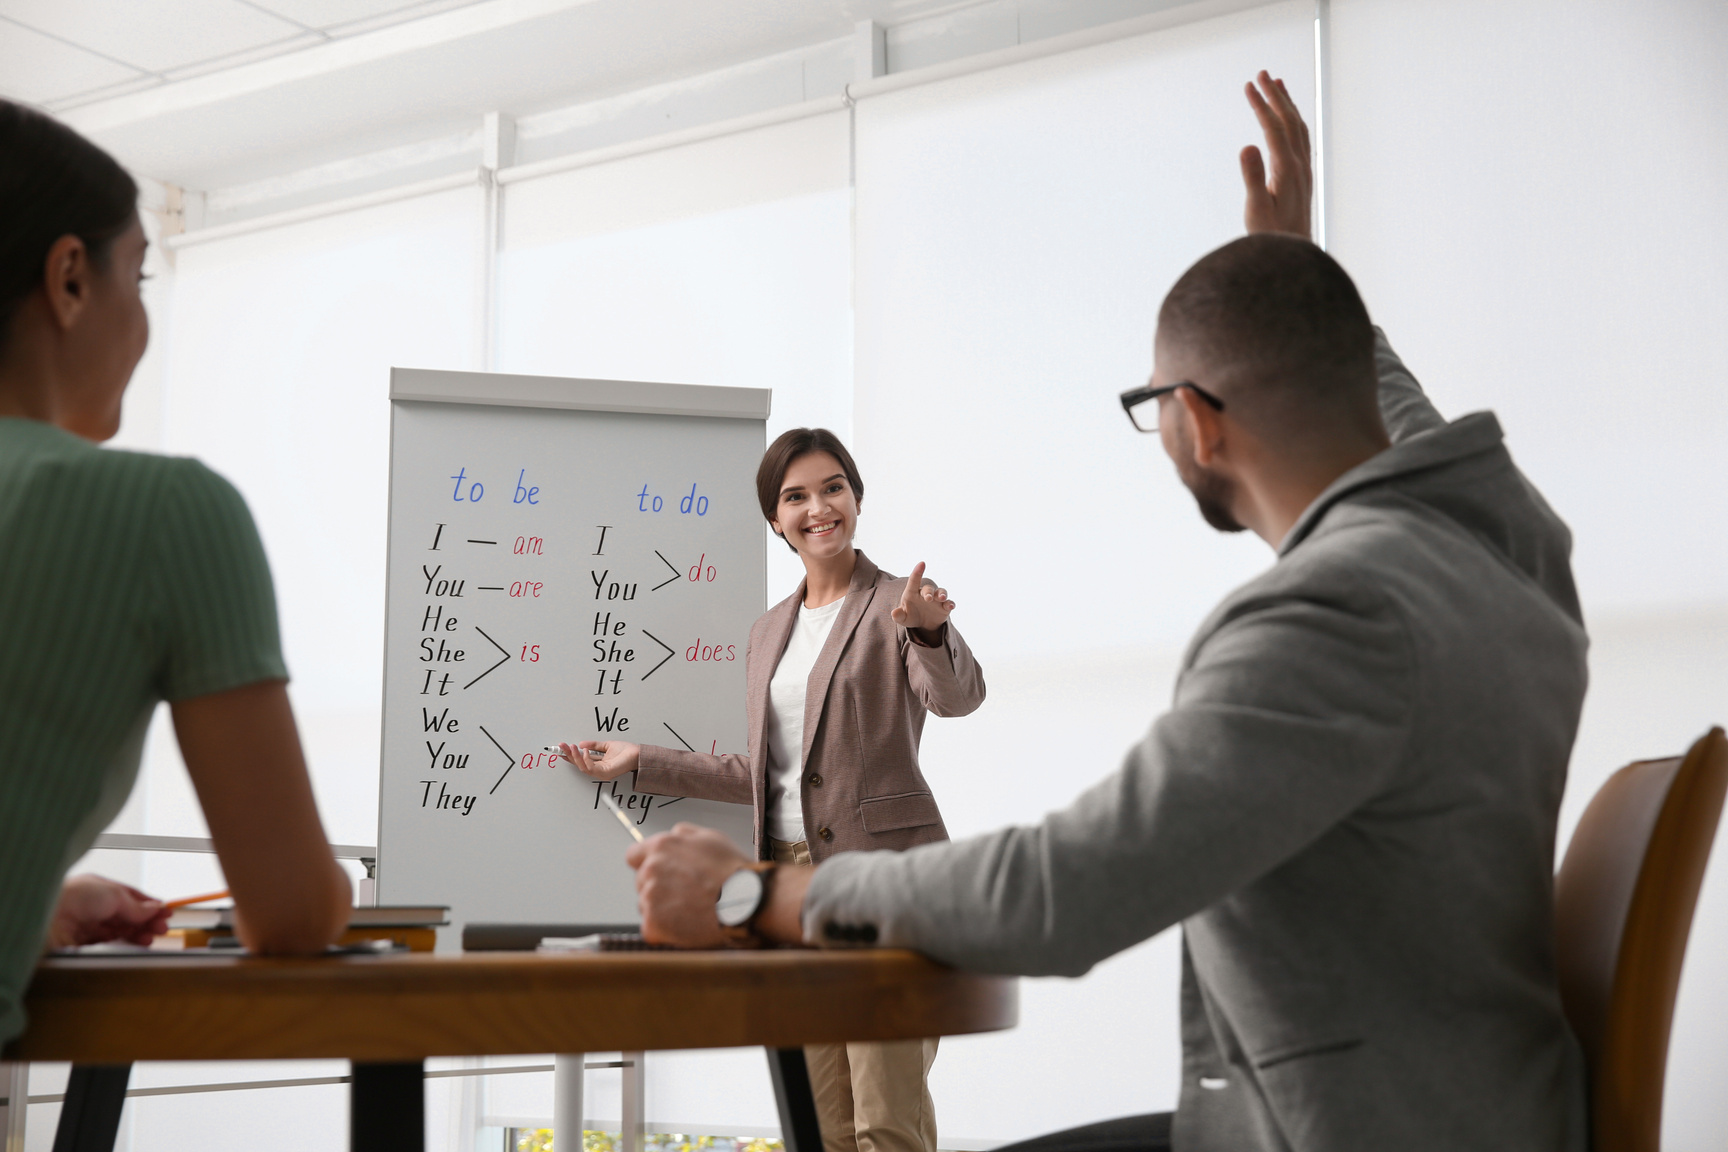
[376, 368, 768, 930]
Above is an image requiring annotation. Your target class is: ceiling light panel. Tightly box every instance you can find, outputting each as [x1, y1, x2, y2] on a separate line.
[0, 0, 305, 74]
[0, 17, 143, 103]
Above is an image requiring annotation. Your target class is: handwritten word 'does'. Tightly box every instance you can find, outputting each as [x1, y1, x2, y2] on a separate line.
[686, 639, 737, 662]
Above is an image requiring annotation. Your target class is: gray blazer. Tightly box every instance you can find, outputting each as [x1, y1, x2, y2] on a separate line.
[803, 333, 1590, 1152]
[635, 551, 986, 862]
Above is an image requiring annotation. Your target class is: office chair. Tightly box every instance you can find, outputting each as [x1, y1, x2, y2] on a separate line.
[1554, 726, 1727, 1152]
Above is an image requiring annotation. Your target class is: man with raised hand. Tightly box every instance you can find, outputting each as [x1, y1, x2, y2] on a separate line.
[627, 73, 1589, 1152]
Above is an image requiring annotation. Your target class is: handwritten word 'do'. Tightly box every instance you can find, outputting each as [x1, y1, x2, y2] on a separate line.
[686, 639, 737, 662]
[687, 553, 717, 582]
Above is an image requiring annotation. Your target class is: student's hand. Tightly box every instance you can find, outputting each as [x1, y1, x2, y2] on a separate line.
[1240, 70, 1313, 240]
[561, 740, 640, 781]
[628, 823, 750, 947]
[47, 874, 169, 949]
[890, 561, 956, 638]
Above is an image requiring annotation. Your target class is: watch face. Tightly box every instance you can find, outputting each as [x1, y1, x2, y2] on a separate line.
[716, 868, 765, 928]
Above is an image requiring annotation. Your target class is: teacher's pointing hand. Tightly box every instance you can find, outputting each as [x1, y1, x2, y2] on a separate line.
[560, 740, 640, 781]
[890, 561, 956, 642]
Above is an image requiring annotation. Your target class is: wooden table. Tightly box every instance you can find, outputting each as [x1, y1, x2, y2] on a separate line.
[5, 950, 1017, 1152]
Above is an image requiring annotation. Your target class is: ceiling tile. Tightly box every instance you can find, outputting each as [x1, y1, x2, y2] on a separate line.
[246, 0, 433, 30]
[0, 17, 144, 103]
[0, 0, 304, 74]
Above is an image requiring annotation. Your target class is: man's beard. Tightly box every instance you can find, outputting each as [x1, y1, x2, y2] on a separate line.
[1186, 465, 1246, 533]
[1170, 421, 1247, 533]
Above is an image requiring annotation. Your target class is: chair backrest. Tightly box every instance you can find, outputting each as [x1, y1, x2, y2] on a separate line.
[1554, 726, 1727, 1152]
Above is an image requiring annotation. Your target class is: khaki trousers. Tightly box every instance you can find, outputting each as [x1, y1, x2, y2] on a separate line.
[770, 838, 940, 1152]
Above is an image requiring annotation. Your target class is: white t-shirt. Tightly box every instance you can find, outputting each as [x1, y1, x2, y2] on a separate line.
[764, 596, 845, 843]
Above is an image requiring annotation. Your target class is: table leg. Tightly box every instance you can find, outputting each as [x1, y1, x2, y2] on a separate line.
[553, 1054, 584, 1146]
[3, 1061, 29, 1152]
[50, 1064, 130, 1152]
[350, 1061, 423, 1152]
[620, 1052, 644, 1152]
[765, 1048, 822, 1152]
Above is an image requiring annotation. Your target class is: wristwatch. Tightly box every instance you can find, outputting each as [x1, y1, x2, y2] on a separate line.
[716, 862, 776, 946]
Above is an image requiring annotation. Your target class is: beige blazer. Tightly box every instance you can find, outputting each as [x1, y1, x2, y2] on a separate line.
[634, 551, 985, 862]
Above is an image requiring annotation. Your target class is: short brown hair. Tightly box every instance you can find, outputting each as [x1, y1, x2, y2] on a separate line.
[756, 428, 865, 551]
[1158, 233, 1376, 418]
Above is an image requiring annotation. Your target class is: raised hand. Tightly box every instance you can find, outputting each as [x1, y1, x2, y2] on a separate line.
[48, 874, 169, 949]
[1240, 70, 1313, 239]
[560, 739, 640, 782]
[889, 561, 956, 635]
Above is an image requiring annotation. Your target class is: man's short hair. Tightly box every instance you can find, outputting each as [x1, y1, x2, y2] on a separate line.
[1158, 234, 1377, 418]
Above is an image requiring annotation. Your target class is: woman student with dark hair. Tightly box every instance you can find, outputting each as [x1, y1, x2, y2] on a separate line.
[0, 101, 351, 1048]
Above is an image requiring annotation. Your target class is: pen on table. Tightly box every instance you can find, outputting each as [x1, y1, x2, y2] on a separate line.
[163, 888, 231, 911]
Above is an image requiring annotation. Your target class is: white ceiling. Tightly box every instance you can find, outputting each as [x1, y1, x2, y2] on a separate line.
[0, 0, 490, 106]
[0, 0, 1197, 195]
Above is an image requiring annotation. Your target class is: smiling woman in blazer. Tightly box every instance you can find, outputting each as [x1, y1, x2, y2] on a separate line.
[562, 426, 985, 1152]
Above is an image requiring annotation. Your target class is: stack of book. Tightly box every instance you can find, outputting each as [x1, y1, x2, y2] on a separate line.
[166, 905, 450, 952]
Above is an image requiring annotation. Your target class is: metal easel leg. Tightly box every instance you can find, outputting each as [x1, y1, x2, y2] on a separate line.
[620, 1052, 644, 1152]
[350, 1061, 424, 1152]
[765, 1048, 822, 1152]
[51, 1065, 130, 1152]
[2, 1062, 28, 1152]
[553, 1055, 584, 1148]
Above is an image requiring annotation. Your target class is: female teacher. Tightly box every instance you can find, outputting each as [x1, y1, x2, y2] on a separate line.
[562, 426, 985, 1152]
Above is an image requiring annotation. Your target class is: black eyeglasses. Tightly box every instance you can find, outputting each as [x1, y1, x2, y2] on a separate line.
[1119, 381, 1225, 433]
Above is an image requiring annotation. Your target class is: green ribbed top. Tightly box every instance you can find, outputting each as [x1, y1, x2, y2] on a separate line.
[0, 417, 287, 1043]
